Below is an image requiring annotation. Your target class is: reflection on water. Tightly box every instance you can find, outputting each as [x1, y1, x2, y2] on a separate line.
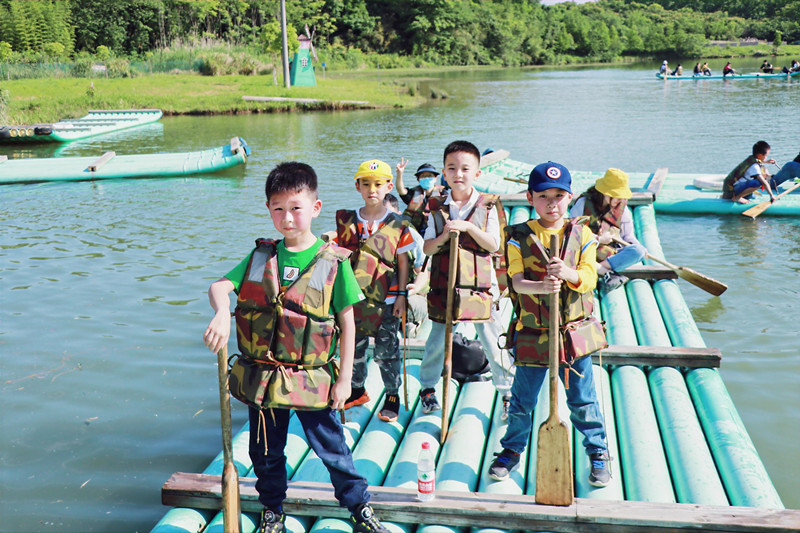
[1, 63, 799, 532]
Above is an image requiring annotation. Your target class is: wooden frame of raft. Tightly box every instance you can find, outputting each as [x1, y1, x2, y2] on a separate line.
[161, 476, 800, 533]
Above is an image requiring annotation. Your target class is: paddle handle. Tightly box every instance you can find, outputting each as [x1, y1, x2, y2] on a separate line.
[441, 230, 459, 443]
[548, 234, 560, 420]
[217, 346, 241, 533]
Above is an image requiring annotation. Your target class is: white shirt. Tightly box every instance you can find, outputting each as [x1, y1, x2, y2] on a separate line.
[569, 196, 640, 246]
[737, 163, 764, 185]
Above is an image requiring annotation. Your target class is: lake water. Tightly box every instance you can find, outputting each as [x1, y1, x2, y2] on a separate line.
[1, 59, 798, 532]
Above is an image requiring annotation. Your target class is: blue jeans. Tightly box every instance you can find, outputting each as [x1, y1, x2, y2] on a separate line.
[248, 406, 369, 512]
[607, 243, 647, 273]
[733, 177, 762, 197]
[770, 161, 800, 189]
[353, 304, 401, 393]
[500, 354, 607, 456]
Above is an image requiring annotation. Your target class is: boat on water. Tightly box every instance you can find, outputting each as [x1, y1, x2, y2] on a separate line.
[152, 151, 798, 532]
[476, 151, 800, 216]
[0, 137, 250, 185]
[0, 109, 163, 144]
[655, 70, 800, 80]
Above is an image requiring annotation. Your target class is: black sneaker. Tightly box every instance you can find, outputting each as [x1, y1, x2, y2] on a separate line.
[419, 388, 440, 414]
[500, 394, 511, 422]
[378, 394, 400, 422]
[588, 451, 611, 487]
[257, 508, 285, 533]
[350, 503, 389, 533]
[488, 448, 520, 481]
[344, 386, 370, 409]
[600, 271, 628, 295]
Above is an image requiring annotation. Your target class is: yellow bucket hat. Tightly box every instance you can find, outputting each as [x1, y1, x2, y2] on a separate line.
[595, 168, 632, 199]
[354, 159, 393, 182]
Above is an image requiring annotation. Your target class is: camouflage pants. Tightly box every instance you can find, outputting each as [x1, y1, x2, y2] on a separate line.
[353, 304, 401, 394]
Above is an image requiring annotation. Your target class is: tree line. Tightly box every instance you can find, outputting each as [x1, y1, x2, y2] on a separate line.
[1, 0, 798, 67]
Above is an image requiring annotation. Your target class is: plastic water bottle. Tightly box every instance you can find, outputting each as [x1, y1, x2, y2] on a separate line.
[417, 441, 435, 501]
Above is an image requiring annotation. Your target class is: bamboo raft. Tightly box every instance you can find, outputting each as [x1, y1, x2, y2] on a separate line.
[153, 157, 799, 532]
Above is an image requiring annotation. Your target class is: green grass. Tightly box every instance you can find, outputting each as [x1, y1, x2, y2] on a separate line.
[702, 44, 800, 59]
[2, 73, 426, 124]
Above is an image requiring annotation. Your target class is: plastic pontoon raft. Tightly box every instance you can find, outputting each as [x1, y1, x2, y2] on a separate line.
[153, 167, 798, 532]
[656, 71, 800, 80]
[0, 137, 249, 185]
[0, 109, 163, 144]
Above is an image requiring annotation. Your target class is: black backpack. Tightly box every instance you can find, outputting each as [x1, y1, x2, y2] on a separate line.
[451, 332, 490, 383]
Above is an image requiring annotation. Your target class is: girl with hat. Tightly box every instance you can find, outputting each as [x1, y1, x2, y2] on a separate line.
[569, 168, 647, 294]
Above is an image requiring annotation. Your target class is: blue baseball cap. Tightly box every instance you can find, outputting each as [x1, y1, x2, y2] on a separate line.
[528, 161, 572, 194]
[414, 163, 440, 177]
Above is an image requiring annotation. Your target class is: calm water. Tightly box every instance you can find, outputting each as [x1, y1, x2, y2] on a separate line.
[1, 59, 798, 532]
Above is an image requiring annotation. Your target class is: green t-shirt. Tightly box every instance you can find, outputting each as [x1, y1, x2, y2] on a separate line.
[225, 238, 364, 315]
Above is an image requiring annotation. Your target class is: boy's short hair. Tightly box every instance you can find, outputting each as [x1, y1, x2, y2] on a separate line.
[265, 162, 318, 202]
[383, 193, 400, 211]
[443, 140, 481, 164]
[752, 140, 770, 157]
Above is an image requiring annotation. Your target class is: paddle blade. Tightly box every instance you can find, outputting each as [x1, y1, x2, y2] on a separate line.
[741, 199, 772, 219]
[221, 462, 241, 533]
[535, 419, 574, 506]
[676, 266, 728, 296]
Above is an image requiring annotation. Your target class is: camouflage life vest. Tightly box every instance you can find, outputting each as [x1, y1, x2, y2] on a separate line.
[504, 219, 606, 367]
[229, 239, 350, 410]
[402, 185, 444, 233]
[427, 193, 498, 323]
[722, 155, 761, 199]
[580, 194, 626, 262]
[336, 209, 408, 336]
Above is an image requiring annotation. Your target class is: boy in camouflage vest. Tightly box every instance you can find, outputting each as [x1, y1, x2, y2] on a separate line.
[203, 162, 390, 533]
[333, 160, 415, 423]
[418, 140, 515, 419]
[487, 162, 611, 488]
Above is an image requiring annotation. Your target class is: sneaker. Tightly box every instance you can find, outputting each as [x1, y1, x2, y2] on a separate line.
[350, 503, 390, 533]
[600, 271, 628, 295]
[488, 448, 521, 481]
[378, 394, 400, 422]
[500, 394, 511, 422]
[257, 508, 286, 533]
[344, 387, 370, 409]
[419, 388, 440, 414]
[588, 451, 611, 487]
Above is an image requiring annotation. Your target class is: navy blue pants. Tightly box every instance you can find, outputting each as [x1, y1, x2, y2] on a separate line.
[248, 406, 369, 512]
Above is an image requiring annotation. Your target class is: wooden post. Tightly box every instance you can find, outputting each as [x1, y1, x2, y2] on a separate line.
[87, 151, 116, 172]
[280, 0, 290, 89]
[440, 230, 459, 443]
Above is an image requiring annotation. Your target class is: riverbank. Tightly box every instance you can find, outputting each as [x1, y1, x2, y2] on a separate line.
[1, 73, 428, 124]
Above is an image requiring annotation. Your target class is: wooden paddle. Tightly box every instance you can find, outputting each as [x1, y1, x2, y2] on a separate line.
[742, 180, 800, 219]
[440, 230, 459, 443]
[216, 346, 241, 533]
[612, 236, 727, 296]
[535, 234, 574, 506]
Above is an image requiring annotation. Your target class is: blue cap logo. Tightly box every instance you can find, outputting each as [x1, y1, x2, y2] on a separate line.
[546, 166, 562, 179]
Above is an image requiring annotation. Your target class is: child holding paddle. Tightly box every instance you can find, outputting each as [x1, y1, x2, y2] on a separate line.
[722, 140, 777, 204]
[202, 162, 390, 533]
[488, 162, 611, 488]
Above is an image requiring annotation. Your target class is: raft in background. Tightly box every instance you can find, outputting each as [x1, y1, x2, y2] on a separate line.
[655, 70, 800, 80]
[0, 109, 163, 144]
[0, 137, 250, 185]
[476, 151, 800, 216]
[153, 197, 799, 531]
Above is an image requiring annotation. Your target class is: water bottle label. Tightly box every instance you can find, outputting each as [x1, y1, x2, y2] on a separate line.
[418, 477, 434, 494]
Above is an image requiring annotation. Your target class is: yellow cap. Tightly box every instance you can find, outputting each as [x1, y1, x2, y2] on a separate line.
[354, 159, 392, 182]
[595, 168, 632, 199]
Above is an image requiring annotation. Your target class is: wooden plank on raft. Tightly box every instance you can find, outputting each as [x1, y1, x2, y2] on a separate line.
[647, 167, 669, 198]
[161, 474, 800, 533]
[87, 151, 115, 172]
[617, 264, 678, 280]
[480, 149, 510, 168]
[230, 137, 242, 154]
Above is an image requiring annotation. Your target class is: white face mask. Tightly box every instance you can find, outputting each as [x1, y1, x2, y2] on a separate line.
[418, 177, 437, 190]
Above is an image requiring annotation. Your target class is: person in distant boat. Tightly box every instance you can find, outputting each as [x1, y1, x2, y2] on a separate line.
[760, 60, 774, 74]
[722, 62, 736, 76]
[659, 60, 669, 75]
[671, 63, 683, 76]
[769, 151, 800, 191]
[395, 160, 445, 235]
[701, 62, 712, 75]
[722, 140, 777, 204]
[782, 59, 800, 73]
[569, 168, 647, 295]
[693, 62, 702, 76]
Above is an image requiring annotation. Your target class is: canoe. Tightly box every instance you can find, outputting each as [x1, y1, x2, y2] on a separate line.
[153, 181, 799, 531]
[0, 137, 250, 185]
[0, 109, 163, 144]
[475, 153, 800, 216]
[655, 70, 800, 80]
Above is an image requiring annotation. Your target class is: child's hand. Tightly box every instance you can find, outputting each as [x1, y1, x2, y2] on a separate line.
[396, 157, 408, 174]
[203, 311, 231, 353]
[542, 275, 562, 293]
[597, 229, 613, 245]
[330, 379, 352, 410]
[547, 257, 571, 281]
[392, 295, 406, 317]
[445, 219, 473, 233]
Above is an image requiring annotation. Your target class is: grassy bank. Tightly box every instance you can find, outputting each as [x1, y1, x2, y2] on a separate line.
[702, 44, 800, 59]
[1, 73, 426, 124]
